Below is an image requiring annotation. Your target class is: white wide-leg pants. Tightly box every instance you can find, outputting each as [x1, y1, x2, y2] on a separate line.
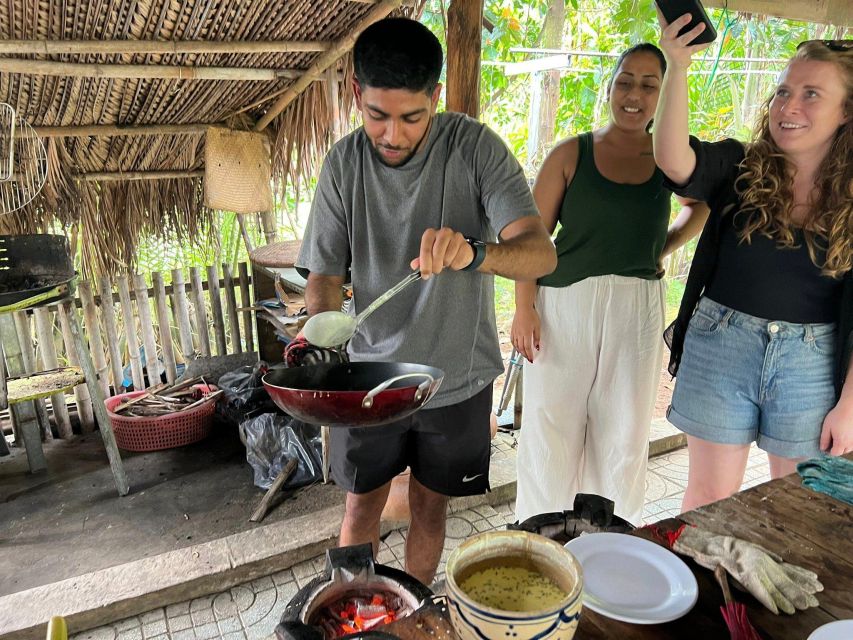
[515, 275, 666, 525]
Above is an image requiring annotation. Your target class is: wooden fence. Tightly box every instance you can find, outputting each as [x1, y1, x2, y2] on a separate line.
[2, 262, 254, 440]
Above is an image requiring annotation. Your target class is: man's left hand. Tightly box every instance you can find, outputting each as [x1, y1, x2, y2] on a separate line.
[410, 227, 476, 279]
[820, 397, 853, 456]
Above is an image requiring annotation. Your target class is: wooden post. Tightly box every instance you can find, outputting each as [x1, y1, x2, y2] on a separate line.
[57, 303, 96, 432]
[151, 272, 177, 383]
[238, 262, 254, 353]
[446, 0, 483, 118]
[189, 267, 212, 357]
[222, 263, 242, 354]
[133, 274, 161, 387]
[12, 311, 52, 440]
[0, 314, 46, 471]
[62, 300, 130, 497]
[206, 265, 227, 356]
[78, 282, 111, 397]
[98, 276, 125, 393]
[171, 268, 195, 362]
[116, 276, 145, 390]
[33, 307, 74, 438]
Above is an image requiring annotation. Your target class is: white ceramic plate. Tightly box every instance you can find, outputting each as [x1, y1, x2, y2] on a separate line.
[807, 620, 853, 640]
[565, 532, 698, 624]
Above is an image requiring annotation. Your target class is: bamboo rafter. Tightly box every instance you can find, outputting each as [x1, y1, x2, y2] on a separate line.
[0, 40, 331, 55]
[0, 58, 316, 81]
[255, 0, 406, 130]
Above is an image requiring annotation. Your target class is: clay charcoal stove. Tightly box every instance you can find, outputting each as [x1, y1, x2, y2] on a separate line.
[276, 544, 433, 640]
[509, 493, 635, 544]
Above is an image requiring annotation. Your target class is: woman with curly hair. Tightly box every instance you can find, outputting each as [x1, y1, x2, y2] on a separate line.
[654, 13, 852, 511]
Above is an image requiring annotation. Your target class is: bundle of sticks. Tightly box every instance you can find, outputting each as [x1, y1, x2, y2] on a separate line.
[111, 377, 223, 417]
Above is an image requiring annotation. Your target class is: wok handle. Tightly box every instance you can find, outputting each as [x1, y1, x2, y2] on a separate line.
[361, 372, 435, 409]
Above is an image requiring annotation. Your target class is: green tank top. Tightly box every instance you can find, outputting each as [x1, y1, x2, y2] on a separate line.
[538, 131, 671, 288]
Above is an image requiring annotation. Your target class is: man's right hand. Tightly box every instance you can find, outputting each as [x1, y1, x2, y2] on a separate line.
[409, 227, 475, 279]
[511, 306, 541, 363]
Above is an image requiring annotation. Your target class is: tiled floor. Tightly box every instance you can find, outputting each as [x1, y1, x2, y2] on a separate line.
[72, 445, 771, 640]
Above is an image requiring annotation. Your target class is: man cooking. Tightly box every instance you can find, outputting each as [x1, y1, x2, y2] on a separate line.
[296, 17, 556, 585]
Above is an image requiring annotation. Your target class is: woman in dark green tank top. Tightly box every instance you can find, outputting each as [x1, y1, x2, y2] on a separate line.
[513, 44, 710, 525]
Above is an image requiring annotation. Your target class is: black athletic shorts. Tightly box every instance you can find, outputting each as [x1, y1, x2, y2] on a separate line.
[329, 384, 492, 496]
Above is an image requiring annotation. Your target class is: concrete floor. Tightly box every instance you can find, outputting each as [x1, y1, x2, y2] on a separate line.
[2, 411, 771, 640]
[69, 446, 773, 640]
[0, 421, 345, 597]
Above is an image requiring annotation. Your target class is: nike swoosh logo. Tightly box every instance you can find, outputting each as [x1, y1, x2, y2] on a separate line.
[462, 474, 482, 483]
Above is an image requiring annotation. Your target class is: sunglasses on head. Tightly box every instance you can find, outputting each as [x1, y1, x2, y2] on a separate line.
[797, 39, 853, 53]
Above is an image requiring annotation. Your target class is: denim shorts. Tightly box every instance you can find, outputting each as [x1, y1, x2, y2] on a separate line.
[668, 297, 837, 459]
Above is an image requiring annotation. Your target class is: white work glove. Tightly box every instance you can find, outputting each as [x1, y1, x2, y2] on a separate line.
[673, 526, 823, 614]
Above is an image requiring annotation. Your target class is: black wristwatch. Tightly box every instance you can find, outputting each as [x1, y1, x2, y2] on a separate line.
[461, 236, 487, 272]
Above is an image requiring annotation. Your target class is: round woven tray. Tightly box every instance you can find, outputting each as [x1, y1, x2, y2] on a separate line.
[250, 240, 303, 268]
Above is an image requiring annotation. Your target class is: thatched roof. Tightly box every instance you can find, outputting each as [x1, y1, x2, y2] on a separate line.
[0, 0, 422, 275]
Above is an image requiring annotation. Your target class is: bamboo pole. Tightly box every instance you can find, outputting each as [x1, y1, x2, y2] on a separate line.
[222, 263, 242, 354]
[260, 210, 278, 244]
[133, 274, 161, 388]
[327, 66, 343, 141]
[57, 303, 96, 432]
[12, 311, 52, 440]
[189, 267, 212, 358]
[0, 58, 310, 81]
[237, 214, 255, 254]
[98, 276, 125, 393]
[75, 170, 204, 182]
[254, 0, 405, 131]
[171, 268, 195, 362]
[36, 123, 210, 138]
[78, 282, 111, 397]
[0, 39, 330, 55]
[206, 265, 227, 356]
[238, 262, 254, 353]
[0, 315, 46, 470]
[62, 300, 130, 497]
[116, 276, 145, 390]
[151, 273, 177, 384]
[33, 307, 73, 439]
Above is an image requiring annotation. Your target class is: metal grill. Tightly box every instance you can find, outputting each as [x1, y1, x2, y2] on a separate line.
[0, 104, 47, 214]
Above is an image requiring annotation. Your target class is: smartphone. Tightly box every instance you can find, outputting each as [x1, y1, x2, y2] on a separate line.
[655, 0, 718, 45]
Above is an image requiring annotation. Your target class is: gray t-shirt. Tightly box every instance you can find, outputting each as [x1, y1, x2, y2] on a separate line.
[297, 112, 539, 407]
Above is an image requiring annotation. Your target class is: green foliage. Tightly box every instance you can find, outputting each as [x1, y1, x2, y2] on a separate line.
[133, 1, 834, 330]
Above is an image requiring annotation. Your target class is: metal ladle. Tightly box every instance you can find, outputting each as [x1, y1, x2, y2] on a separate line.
[302, 271, 423, 348]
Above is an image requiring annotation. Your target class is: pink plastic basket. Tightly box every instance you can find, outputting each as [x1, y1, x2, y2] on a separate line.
[105, 384, 218, 452]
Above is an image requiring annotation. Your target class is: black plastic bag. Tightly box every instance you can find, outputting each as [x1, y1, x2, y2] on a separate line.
[218, 361, 278, 423]
[240, 413, 323, 490]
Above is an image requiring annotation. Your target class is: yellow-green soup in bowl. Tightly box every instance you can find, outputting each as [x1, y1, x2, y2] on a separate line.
[460, 564, 568, 611]
[446, 530, 583, 640]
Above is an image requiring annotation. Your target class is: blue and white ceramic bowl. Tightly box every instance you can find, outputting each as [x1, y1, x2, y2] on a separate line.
[445, 530, 584, 640]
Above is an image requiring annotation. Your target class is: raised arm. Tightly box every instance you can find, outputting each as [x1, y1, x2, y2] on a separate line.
[653, 12, 712, 185]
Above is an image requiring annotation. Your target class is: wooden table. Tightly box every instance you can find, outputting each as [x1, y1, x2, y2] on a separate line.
[397, 467, 852, 639]
[577, 470, 852, 639]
